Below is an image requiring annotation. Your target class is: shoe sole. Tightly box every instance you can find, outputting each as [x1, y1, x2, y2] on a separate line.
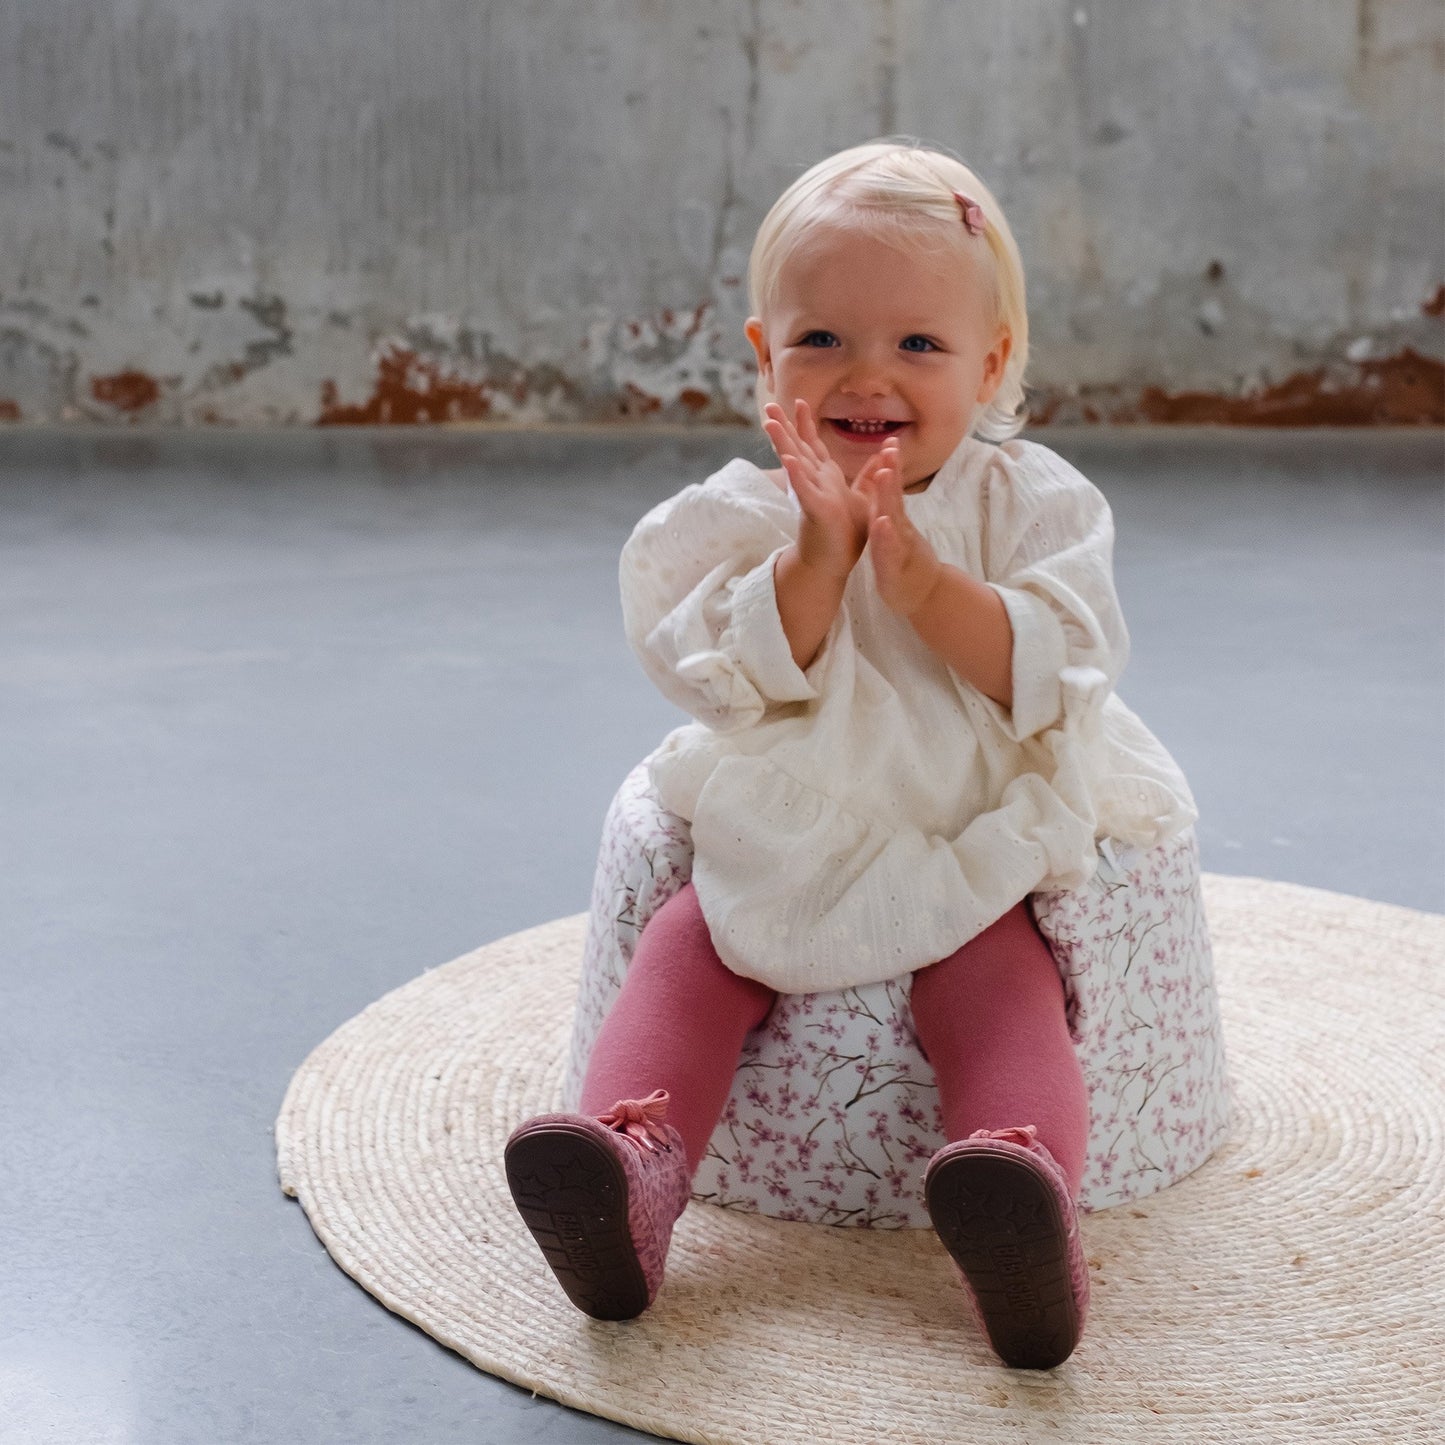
[503, 1122, 649, 1321]
[924, 1146, 1081, 1369]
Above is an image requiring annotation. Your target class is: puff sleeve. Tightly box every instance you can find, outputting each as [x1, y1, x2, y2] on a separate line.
[619, 465, 827, 734]
[978, 441, 1131, 742]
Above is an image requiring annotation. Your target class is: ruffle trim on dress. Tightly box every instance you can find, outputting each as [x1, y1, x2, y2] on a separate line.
[675, 663, 1112, 993]
[647, 658, 1197, 994]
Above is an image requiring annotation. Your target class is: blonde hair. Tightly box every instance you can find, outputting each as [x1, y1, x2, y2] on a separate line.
[746, 137, 1030, 444]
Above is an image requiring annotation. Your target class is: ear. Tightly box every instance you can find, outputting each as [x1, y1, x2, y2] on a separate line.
[975, 328, 1012, 406]
[745, 317, 774, 389]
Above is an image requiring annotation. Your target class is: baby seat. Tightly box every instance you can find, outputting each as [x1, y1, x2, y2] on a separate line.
[562, 753, 1233, 1226]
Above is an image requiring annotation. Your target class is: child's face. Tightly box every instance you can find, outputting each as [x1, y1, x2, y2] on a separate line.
[745, 223, 1011, 489]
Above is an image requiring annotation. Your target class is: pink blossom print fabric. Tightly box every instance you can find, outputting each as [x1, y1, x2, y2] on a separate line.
[561, 759, 1232, 1227]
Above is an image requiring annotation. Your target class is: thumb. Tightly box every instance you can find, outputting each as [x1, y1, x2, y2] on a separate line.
[854, 451, 888, 494]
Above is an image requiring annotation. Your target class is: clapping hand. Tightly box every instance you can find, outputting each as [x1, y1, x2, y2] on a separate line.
[762, 399, 889, 582]
[856, 434, 945, 618]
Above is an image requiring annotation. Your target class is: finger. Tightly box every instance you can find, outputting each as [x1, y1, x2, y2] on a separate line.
[862, 452, 894, 513]
[854, 445, 885, 482]
[859, 472, 879, 520]
[780, 452, 821, 499]
[763, 403, 804, 451]
[854, 445, 891, 492]
[762, 409, 801, 455]
[794, 398, 831, 467]
[880, 445, 907, 514]
[864, 447, 890, 494]
[772, 438, 815, 493]
[855, 464, 882, 520]
[879, 435, 903, 480]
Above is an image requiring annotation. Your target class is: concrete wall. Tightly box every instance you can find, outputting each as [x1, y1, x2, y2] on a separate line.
[1, 0, 1441, 428]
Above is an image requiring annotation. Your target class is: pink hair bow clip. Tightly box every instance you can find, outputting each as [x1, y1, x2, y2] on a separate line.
[952, 189, 986, 236]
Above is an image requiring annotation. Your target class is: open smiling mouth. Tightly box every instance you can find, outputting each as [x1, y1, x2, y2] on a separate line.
[827, 418, 908, 440]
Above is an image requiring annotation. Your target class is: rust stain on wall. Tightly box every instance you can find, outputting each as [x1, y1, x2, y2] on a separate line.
[0, 399, 20, 421]
[1133, 348, 1443, 425]
[90, 369, 161, 412]
[316, 344, 493, 425]
[1030, 348, 1444, 426]
[268, 326, 1445, 429]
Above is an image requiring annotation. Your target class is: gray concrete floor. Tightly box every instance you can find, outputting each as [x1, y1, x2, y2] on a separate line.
[2, 426, 1441, 1444]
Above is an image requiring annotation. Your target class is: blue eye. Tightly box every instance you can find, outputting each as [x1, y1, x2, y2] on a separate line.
[901, 335, 938, 352]
[799, 331, 837, 347]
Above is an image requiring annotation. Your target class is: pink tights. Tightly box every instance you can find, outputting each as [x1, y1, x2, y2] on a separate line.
[578, 880, 1090, 1197]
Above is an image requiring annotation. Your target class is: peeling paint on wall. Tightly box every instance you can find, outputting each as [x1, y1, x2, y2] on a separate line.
[1030, 347, 1445, 426]
[1135, 349, 1443, 426]
[317, 345, 494, 426]
[1, 1, 1442, 429]
[4, 299, 1441, 428]
[90, 370, 162, 414]
[306, 302, 763, 428]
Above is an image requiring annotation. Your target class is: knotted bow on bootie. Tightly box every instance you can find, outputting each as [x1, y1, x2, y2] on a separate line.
[597, 1089, 675, 1153]
[968, 1123, 1039, 1150]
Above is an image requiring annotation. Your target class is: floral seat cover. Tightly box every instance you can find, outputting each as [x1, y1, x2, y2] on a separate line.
[562, 757, 1233, 1226]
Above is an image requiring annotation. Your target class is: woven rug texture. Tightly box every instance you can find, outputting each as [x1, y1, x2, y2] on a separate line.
[276, 873, 1445, 1444]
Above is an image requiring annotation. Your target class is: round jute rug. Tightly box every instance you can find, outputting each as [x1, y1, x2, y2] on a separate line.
[275, 874, 1445, 1444]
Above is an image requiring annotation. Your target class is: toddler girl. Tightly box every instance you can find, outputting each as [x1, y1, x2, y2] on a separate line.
[504, 139, 1196, 1370]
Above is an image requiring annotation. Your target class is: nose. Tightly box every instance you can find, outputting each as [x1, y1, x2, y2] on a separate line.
[837, 347, 895, 398]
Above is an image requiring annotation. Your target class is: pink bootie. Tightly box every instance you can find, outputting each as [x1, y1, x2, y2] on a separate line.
[923, 1124, 1091, 1369]
[503, 1089, 692, 1320]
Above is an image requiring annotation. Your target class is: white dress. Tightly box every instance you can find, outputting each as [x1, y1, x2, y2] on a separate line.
[618, 431, 1199, 995]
